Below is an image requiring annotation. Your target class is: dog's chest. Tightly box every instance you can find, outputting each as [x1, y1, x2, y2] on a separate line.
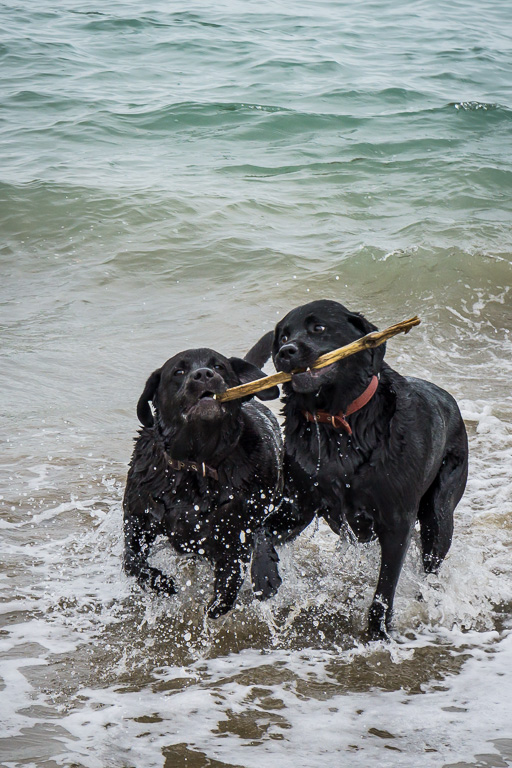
[157, 482, 219, 546]
[156, 476, 266, 557]
[294, 426, 367, 484]
[290, 426, 379, 534]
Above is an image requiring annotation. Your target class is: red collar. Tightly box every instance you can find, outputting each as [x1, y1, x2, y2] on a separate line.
[302, 375, 379, 436]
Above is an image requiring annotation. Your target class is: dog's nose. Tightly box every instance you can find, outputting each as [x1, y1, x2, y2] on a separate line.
[192, 368, 215, 382]
[278, 343, 299, 362]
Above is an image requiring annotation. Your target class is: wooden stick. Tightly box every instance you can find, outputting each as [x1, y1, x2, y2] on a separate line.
[216, 315, 421, 402]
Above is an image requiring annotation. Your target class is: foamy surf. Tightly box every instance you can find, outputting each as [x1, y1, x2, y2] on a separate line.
[1, 389, 512, 766]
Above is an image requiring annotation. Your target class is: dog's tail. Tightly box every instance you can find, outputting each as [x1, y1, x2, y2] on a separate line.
[244, 331, 274, 368]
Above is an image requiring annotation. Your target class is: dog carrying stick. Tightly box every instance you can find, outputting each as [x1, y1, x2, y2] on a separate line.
[216, 316, 421, 403]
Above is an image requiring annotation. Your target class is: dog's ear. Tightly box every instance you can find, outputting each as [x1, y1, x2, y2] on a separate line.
[244, 331, 274, 369]
[347, 312, 386, 373]
[228, 357, 280, 401]
[347, 311, 376, 336]
[136, 369, 161, 426]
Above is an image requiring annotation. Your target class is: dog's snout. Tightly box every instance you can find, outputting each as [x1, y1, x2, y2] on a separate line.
[278, 343, 299, 362]
[192, 367, 215, 382]
[185, 365, 225, 399]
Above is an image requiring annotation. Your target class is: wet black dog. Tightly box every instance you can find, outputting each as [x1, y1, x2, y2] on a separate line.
[257, 299, 468, 638]
[123, 347, 282, 618]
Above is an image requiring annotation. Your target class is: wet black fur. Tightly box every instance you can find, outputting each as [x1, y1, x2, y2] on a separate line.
[257, 299, 469, 639]
[123, 347, 282, 618]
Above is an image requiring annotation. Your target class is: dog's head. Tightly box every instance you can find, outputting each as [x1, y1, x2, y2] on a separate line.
[272, 300, 386, 399]
[137, 348, 279, 429]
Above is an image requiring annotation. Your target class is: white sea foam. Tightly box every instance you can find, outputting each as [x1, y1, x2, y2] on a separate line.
[2, 625, 509, 768]
[1, 390, 511, 766]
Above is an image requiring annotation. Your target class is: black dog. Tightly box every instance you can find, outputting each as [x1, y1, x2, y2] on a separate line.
[123, 347, 282, 618]
[257, 300, 468, 639]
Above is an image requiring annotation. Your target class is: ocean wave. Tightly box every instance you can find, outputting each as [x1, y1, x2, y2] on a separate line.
[452, 100, 500, 111]
[4, 93, 510, 148]
[83, 15, 172, 31]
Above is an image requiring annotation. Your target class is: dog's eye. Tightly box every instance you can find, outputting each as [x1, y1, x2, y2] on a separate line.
[213, 364, 224, 371]
[280, 335, 289, 344]
[313, 324, 326, 334]
[174, 369, 185, 377]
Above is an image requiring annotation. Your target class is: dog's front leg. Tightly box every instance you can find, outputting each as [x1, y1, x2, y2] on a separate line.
[206, 556, 245, 619]
[123, 514, 176, 596]
[251, 528, 282, 600]
[251, 493, 316, 599]
[205, 501, 250, 618]
[263, 493, 317, 545]
[368, 526, 413, 640]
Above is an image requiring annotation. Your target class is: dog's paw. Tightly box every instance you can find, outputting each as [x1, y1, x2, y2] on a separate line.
[366, 624, 391, 643]
[367, 601, 392, 641]
[206, 598, 234, 620]
[251, 565, 282, 601]
[147, 569, 176, 596]
[251, 531, 282, 600]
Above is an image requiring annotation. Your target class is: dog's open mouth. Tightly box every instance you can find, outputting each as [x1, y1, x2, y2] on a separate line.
[186, 390, 225, 418]
[291, 362, 336, 392]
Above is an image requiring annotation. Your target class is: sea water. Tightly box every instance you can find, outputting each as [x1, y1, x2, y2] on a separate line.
[1, 0, 512, 765]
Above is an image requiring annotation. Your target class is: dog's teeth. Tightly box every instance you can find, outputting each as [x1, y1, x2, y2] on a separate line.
[306, 367, 311, 372]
